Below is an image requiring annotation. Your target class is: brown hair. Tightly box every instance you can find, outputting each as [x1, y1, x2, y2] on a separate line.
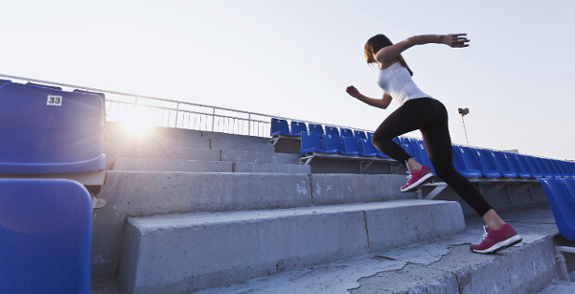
[364, 34, 413, 76]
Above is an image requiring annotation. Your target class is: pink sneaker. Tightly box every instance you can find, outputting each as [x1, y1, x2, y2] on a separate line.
[470, 224, 522, 254]
[400, 166, 434, 192]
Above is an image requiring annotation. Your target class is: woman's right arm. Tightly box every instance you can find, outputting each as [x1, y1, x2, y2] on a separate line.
[375, 34, 469, 66]
[346, 86, 392, 109]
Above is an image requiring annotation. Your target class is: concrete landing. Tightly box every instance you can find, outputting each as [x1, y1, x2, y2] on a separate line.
[188, 206, 560, 294]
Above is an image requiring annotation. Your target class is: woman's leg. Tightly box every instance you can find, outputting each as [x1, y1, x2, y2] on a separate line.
[371, 99, 438, 167]
[419, 100, 495, 218]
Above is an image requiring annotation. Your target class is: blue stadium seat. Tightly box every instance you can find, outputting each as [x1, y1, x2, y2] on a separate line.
[535, 157, 557, 178]
[411, 139, 435, 174]
[300, 132, 325, 155]
[506, 153, 534, 178]
[340, 128, 353, 138]
[367, 132, 373, 141]
[290, 121, 308, 136]
[487, 151, 517, 178]
[0, 79, 11, 88]
[0, 83, 105, 174]
[325, 126, 340, 137]
[0, 179, 92, 294]
[26, 82, 63, 91]
[540, 158, 564, 178]
[270, 118, 291, 137]
[452, 146, 482, 178]
[552, 160, 572, 178]
[321, 134, 344, 154]
[308, 124, 324, 136]
[471, 148, 501, 178]
[558, 160, 575, 178]
[358, 138, 378, 157]
[538, 178, 575, 240]
[399, 138, 420, 162]
[353, 130, 367, 140]
[523, 156, 547, 178]
[74, 89, 107, 118]
[341, 137, 360, 156]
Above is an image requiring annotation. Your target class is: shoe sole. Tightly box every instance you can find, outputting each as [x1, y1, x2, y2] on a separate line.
[470, 235, 523, 254]
[400, 172, 434, 192]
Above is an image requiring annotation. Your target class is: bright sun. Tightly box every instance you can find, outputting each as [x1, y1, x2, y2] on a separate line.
[123, 108, 152, 135]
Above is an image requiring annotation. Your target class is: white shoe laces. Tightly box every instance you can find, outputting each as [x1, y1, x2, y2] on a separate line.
[481, 226, 489, 241]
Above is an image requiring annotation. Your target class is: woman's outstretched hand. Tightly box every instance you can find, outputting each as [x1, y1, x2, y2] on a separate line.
[442, 34, 469, 48]
[346, 85, 361, 98]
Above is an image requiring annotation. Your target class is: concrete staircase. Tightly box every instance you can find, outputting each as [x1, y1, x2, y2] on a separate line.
[91, 123, 566, 294]
[91, 123, 468, 293]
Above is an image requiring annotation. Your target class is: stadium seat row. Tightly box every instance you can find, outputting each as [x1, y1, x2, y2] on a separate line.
[271, 118, 368, 139]
[273, 118, 575, 180]
[538, 178, 575, 240]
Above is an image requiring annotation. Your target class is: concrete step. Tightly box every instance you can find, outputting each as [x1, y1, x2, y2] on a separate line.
[188, 206, 559, 294]
[90, 172, 415, 283]
[112, 157, 311, 173]
[105, 144, 300, 167]
[118, 199, 465, 293]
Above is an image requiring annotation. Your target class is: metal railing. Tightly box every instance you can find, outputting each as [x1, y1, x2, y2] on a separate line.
[0, 73, 373, 138]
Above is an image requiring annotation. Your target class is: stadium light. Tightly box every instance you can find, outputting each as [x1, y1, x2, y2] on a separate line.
[458, 108, 470, 145]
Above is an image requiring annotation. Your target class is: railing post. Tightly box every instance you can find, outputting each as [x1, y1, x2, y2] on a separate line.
[212, 108, 216, 132]
[175, 102, 180, 128]
[248, 113, 251, 136]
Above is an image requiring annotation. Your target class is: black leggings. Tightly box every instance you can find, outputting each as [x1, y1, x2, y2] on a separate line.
[371, 98, 493, 217]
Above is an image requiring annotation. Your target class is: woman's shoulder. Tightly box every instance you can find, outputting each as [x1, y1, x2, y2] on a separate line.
[379, 59, 402, 71]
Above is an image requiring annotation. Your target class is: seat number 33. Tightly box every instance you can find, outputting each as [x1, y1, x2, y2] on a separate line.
[47, 95, 63, 106]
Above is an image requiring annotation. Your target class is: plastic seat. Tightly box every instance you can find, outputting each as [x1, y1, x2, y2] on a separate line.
[399, 138, 420, 162]
[353, 131, 367, 140]
[0, 79, 11, 88]
[367, 132, 373, 141]
[74, 89, 107, 119]
[538, 178, 575, 240]
[340, 128, 353, 138]
[452, 146, 482, 178]
[270, 118, 291, 137]
[0, 83, 105, 174]
[341, 137, 360, 156]
[325, 126, 340, 137]
[300, 132, 325, 155]
[358, 139, 378, 157]
[523, 156, 546, 178]
[487, 151, 517, 178]
[308, 124, 324, 136]
[552, 160, 572, 178]
[0, 179, 92, 293]
[506, 153, 534, 178]
[411, 139, 435, 174]
[540, 158, 563, 178]
[26, 82, 63, 91]
[558, 160, 575, 178]
[471, 148, 501, 178]
[536, 157, 557, 178]
[321, 134, 344, 154]
[290, 121, 308, 136]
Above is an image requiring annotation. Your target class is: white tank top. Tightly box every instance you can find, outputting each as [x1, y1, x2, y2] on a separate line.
[377, 62, 434, 107]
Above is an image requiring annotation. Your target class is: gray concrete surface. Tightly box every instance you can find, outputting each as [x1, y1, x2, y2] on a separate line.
[119, 200, 465, 293]
[113, 157, 311, 173]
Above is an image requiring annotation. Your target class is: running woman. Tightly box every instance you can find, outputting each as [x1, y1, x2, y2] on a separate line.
[346, 33, 521, 254]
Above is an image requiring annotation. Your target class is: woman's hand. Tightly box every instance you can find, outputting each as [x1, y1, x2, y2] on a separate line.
[442, 34, 470, 48]
[346, 85, 361, 98]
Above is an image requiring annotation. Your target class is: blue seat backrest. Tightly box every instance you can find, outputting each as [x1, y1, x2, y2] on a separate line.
[399, 138, 419, 162]
[488, 151, 517, 178]
[321, 134, 343, 154]
[412, 140, 435, 174]
[26, 82, 63, 91]
[552, 160, 571, 178]
[290, 121, 308, 136]
[558, 160, 575, 178]
[523, 156, 545, 178]
[74, 89, 106, 115]
[340, 128, 353, 138]
[0, 179, 92, 293]
[472, 148, 501, 177]
[539, 158, 562, 178]
[341, 137, 360, 156]
[452, 146, 482, 177]
[300, 131, 324, 155]
[0, 83, 105, 174]
[0, 79, 11, 88]
[325, 126, 340, 137]
[270, 118, 290, 136]
[308, 124, 324, 136]
[358, 138, 378, 157]
[353, 131, 367, 140]
[538, 178, 575, 240]
[508, 153, 534, 178]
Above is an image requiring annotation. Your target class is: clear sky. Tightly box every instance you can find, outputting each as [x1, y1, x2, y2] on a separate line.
[1, 0, 574, 160]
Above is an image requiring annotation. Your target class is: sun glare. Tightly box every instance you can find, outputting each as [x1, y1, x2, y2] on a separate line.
[123, 109, 152, 136]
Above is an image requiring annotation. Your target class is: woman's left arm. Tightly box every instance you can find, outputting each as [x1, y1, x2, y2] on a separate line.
[375, 34, 469, 65]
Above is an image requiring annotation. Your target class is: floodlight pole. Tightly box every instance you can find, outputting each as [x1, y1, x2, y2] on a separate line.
[458, 108, 470, 145]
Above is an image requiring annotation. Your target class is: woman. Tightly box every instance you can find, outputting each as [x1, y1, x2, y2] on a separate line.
[346, 33, 521, 254]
